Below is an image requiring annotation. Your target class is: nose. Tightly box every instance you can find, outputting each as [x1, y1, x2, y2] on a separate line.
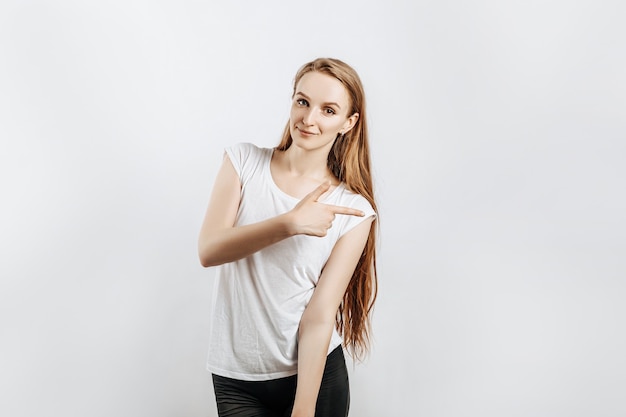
[301, 108, 315, 126]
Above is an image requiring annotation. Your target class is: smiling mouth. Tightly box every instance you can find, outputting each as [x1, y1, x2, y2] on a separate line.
[297, 127, 317, 135]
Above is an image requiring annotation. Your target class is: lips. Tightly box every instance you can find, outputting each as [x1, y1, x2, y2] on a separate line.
[297, 127, 317, 136]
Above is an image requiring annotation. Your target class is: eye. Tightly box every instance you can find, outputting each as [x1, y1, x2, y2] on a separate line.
[296, 98, 308, 106]
[324, 107, 336, 115]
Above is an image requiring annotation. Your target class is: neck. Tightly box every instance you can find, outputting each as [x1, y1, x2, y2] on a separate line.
[280, 145, 334, 181]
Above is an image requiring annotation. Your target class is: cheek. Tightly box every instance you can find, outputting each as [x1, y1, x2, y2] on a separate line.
[323, 118, 346, 132]
[289, 107, 302, 123]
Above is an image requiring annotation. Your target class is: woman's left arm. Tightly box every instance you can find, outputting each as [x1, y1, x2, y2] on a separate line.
[291, 216, 375, 417]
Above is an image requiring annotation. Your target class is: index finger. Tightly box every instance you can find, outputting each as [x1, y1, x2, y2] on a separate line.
[326, 204, 365, 217]
[305, 181, 331, 202]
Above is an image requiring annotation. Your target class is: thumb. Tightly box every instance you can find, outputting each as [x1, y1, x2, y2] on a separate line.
[304, 181, 331, 202]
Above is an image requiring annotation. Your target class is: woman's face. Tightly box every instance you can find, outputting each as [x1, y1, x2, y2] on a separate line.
[289, 71, 358, 152]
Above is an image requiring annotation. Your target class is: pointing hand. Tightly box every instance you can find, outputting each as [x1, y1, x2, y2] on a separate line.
[288, 182, 364, 237]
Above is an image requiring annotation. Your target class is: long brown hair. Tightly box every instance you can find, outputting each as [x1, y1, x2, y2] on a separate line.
[277, 58, 378, 360]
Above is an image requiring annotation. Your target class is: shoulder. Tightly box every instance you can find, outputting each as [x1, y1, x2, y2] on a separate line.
[334, 185, 377, 218]
[225, 142, 269, 158]
[223, 143, 273, 184]
[331, 186, 376, 242]
[225, 142, 272, 168]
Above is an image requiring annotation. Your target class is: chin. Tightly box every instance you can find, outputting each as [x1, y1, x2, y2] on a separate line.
[293, 138, 335, 153]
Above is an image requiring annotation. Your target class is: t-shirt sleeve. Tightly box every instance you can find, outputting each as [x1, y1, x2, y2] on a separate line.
[338, 194, 377, 239]
[224, 142, 261, 188]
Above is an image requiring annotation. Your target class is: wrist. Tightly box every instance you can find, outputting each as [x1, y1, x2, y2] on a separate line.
[279, 211, 299, 237]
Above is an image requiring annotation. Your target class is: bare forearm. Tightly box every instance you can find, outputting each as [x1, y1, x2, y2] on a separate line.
[292, 320, 334, 417]
[198, 213, 294, 267]
[199, 179, 365, 268]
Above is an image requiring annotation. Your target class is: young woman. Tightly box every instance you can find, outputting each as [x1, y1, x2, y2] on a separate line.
[198, 57, 378, 417]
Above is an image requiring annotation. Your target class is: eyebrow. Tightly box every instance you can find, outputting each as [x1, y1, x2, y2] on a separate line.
[295, 92, 342, 110]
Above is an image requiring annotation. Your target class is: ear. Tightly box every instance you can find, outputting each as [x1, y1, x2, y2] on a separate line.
[341, 112, 360, 134]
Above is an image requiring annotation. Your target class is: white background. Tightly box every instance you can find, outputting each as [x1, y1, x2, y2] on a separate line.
[1, 1, 625, 416]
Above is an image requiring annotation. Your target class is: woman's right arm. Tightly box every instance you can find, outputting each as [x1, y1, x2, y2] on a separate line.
[198, 154, 365, 267]
[198, 154, 293, 267]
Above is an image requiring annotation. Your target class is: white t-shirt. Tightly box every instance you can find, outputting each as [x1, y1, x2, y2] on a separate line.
[206, 143, 376, 381]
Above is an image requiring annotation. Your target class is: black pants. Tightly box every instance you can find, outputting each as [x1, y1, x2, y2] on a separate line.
[212, 346, 350, 417]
